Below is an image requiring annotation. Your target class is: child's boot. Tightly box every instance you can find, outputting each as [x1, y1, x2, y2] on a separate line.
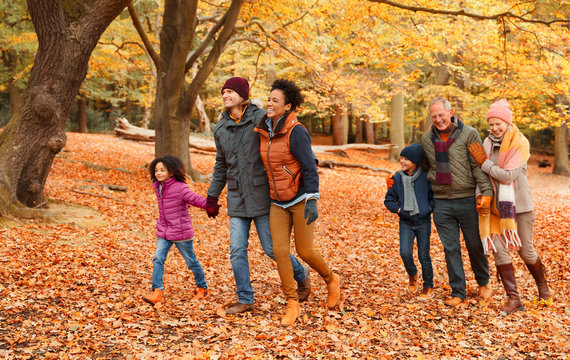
[280, 299, 300, 326]
[191, 287, 211, 301]
[408, 274, 418, 293]
[142, 289, 164, 306]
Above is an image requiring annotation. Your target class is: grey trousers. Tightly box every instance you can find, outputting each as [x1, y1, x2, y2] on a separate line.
[492, 211, 538, 266]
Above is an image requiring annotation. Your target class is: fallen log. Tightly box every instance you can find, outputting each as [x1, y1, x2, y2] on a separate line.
[318, 159, 394, 174]
[114, 118, 394, 155]
[114, 118, 216, 152]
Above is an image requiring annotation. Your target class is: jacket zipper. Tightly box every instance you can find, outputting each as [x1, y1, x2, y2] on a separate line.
[267, 139, 281, 201]
[282, 165, 295, 178]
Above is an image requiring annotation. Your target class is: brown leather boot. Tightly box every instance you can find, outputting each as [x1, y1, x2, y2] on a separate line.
[297, 266, 311, 303]
[142, 289, 164, 306]
[280, 300, 300, 326]
[326, 273, 341, 309]
[497, 263, 524, 313]
[525, 257, 553, 301]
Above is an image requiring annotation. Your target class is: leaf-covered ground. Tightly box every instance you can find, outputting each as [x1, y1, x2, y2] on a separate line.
[1, 133, 569, 359]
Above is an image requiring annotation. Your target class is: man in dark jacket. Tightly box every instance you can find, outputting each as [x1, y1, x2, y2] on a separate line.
[420, 97, 493, 307]
[206, 77, 309, 314]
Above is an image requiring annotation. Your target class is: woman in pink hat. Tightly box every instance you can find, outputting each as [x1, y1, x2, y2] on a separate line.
[468, 99, 553, 313]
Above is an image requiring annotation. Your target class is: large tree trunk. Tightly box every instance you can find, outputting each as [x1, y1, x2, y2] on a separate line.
[0, 0, 130, 215]
[553, 121, 569, 176]
[389, 87, 405, 161]
[146, 0, 244, 181]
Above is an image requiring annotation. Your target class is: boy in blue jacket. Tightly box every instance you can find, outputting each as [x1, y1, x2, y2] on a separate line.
[384, 143, 435, 300]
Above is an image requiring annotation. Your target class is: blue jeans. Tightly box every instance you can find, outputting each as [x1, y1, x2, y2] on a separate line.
[152, 237, 207, 290]
[399, 221, 433, 288]
[230, 215, 307, 304]
[433, 197, 490, 300]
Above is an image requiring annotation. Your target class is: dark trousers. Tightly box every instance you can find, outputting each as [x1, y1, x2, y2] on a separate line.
[399, 221, 433, 288]
[433, 197, 489, 299]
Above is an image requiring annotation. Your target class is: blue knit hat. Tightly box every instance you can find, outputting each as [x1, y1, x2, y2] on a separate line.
[400, 143, 423, 166]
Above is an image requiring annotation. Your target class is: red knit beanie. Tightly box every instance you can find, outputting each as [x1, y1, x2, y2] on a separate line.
[221, 77, 249, 100]
[486, 99, 512, 125]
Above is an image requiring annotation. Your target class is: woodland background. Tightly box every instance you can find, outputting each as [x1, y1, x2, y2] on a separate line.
[0, 0, 569, 359]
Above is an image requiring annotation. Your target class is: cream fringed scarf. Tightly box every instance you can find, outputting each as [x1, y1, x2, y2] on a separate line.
[479, 124, 530, 254]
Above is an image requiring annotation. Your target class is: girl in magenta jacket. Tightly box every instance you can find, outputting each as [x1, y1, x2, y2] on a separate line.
[142, 156, 216, 305]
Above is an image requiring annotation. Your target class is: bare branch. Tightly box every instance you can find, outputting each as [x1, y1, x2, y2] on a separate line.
[184, 11, 229, 74]
[368, 0, 569, 26]
[128, 2, 164, 69]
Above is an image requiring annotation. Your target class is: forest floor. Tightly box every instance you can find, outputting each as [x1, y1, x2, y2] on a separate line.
[1, 132, 569, 359]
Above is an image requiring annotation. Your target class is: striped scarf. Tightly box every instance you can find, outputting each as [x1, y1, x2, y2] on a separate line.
[479, 124, 530, 254]
[431, 118, 464, 184]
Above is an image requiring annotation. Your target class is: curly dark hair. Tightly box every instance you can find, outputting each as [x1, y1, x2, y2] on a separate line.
[270, 79, 304, 111]
[149, 155, 187, 183]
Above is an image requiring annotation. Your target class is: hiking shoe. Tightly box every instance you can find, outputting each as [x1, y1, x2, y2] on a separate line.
[225, 302, 254, 315]
[408, 274, 418, 293]
[443, 296, 464, 307]
[418, 287, 435, 300]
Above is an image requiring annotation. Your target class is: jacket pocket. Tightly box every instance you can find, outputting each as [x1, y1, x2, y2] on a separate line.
[228, 179, 239, 190]
[253, 175, 268, 186]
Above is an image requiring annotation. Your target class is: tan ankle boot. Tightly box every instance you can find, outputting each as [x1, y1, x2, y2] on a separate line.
[280, 300, 300, 326]
[142, 289, 164, 306]
[326, 273, 341, 309]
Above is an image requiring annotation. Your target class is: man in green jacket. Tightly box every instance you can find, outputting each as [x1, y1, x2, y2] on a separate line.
[420, 97, 493, 307]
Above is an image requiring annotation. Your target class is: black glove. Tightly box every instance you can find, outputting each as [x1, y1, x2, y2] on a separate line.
[304, 199, 318, 225]
[205, 196, 220, 218]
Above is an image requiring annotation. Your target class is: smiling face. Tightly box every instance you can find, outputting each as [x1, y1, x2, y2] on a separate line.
[154, 162, 171, 182]
[266, 89, 291, 120]
[222, 88, 244, 110]
[430, 101, 453, 132]
[487, 117, 509, 138]
[400, 156, 417, 175]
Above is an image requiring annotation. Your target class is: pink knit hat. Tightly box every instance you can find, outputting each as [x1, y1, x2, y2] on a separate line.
[486, 99, 512, 125]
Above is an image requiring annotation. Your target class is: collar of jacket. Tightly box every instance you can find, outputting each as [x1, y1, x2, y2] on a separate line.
[153, 177, 177, 191]
[222, 104, 255, 127]
[256, 111, 297, 136]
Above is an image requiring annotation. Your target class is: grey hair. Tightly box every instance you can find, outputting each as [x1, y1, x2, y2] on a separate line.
[429, 97, 452, 111]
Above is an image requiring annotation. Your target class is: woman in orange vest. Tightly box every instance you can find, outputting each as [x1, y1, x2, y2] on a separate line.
[254, 79, 341, 326]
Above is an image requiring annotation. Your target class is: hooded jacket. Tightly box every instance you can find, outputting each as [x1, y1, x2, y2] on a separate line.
[153, 177, 206, 241]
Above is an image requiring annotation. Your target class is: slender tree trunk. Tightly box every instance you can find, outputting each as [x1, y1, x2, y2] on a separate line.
[195, 95, 211, 133]
[0, 0, 130, 214]
[389, 86, 405, 161]
[332, 104, 345, 145]
[553, 121, 569, 176]
[78, 96, 88, 133]
[4, 50, 20, 116]
[356, 117, 364, 143]
[364, 115, 375, 144]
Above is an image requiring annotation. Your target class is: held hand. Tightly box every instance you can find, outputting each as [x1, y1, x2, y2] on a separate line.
[468, 142, 487, 168]
[386, 174, 394, 189]
[476, 195, 492, 215]
[206, 196, 220, 218]
[304, 199, 319, 225]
